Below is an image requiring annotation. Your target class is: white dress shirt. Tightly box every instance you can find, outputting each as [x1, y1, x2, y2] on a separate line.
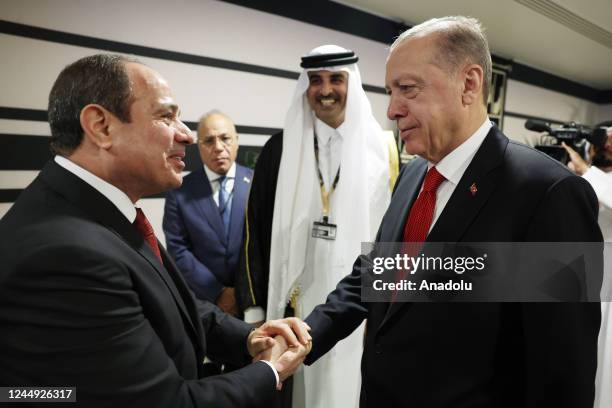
[314, 118, 343, 191]
[427, 118, 493, 232]
[204, 162, 236, 206]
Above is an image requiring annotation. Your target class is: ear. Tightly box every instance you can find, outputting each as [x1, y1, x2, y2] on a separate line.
[79, 104, 114, 150]
[461, 64, 484, 106]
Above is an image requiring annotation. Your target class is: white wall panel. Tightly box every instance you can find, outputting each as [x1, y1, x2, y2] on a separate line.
[0, 119, 50, 135]
[595, 104, 612, 125]
[1, 0, 389, 86]
[505, 79, 597, 124]
[0, 171, 39, 189]
[0, 34, 389, 129]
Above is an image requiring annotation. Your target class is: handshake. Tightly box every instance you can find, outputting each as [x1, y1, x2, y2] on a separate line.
[246, 317, 312, 388]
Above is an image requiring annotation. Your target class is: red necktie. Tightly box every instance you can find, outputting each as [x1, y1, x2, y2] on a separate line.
[402, 166, 446, 243]
[134, 208, 163, 264]
[392, 167, 445, 302]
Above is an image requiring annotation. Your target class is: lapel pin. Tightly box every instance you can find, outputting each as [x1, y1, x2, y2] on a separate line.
[244, 176, 251, 183]
[469, 182, 478, 196]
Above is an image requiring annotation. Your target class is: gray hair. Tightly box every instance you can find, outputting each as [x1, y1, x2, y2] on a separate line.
[390, 16, 492, 105]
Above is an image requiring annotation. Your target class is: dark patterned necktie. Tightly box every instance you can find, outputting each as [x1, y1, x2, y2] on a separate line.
[134, 208, 163, 264]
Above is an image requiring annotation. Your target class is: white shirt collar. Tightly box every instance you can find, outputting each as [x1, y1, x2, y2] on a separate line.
[314, 117, 344, 146]
[54, 155, 137, 222]
[431, 118, 493, 185]
[204, 161, 236, 182]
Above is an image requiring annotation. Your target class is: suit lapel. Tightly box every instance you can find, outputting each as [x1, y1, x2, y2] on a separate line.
[427, 127, 507, 242]
[159, 246, 205, 348]
[40, 161, 202, 344]
[377, 160, 427, 330]
[379, 127, 508, 330]
[188, 168, 226, 245]
[385, 159, 428, 242]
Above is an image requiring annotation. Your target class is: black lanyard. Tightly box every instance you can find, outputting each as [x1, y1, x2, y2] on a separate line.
[314, 133, 340, 216]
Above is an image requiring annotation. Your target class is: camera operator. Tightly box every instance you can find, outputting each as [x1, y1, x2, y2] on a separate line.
[563, 124, 612, 408]
[561, 124, 612, 215]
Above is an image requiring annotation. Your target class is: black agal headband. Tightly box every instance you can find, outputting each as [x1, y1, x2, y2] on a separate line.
[300, 51, 358, 69]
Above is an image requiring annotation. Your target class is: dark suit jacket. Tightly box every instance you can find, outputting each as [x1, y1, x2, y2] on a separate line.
[304, 127, 603, 408]
[163, 165, 253, 302]
[0, 161, 275, 407]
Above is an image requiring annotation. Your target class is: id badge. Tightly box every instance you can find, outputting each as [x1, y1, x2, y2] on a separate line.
[312, 218, 337, 240]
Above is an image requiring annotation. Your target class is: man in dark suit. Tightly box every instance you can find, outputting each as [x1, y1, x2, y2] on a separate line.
[0, 54, 310, 407]
[303, 16, 603, 408]
[164, 111, 252, 316]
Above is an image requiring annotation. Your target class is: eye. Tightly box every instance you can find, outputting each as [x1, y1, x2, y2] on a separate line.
[160, 112, 175, 124]
[399, 84, 419, 98]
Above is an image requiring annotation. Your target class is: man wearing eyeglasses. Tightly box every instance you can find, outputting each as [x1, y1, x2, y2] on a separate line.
[163, 110, 252, 316]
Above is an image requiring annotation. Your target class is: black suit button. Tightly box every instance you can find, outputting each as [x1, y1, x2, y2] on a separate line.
[375, 343, 382, 354]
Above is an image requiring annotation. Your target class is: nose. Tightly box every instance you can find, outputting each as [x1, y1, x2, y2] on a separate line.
[174, 119, 194, 145]
[320, 80, 332, 96]
[387, 94, 404, 121]
[605, 132, 612, 151]
[211, 137, 225, 152]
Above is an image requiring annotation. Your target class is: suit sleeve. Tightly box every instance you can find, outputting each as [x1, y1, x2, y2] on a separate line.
[194, 296, 255, 367]
[163, 190, 224, 302]
[2, 243, 276, 408]
[521, 175, 602, 408]
[302, 163, 413, 364]
[235, 134, 282, 314]
[303, 254, 370, 364]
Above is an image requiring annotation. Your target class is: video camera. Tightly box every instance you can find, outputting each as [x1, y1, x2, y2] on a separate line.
[525, 119, 608, 164]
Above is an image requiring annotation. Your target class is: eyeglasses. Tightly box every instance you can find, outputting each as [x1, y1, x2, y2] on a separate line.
[199, 135, 236, 148]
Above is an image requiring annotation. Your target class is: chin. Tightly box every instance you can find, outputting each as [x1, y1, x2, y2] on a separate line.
[168, 174, 183, 188]
[403, 144, 423, 157]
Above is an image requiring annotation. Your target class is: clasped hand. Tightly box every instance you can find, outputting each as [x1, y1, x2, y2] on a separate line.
[246, 317, 312, 383]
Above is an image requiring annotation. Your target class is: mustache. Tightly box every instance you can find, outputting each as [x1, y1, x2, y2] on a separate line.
[317, 94, 340, 101]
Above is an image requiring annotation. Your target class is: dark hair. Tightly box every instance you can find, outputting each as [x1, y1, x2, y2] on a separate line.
[48, 53, 139, 155]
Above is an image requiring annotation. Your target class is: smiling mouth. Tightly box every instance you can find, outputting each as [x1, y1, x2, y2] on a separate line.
[319, 98, 337, 107]
[168, 153, 186, 169]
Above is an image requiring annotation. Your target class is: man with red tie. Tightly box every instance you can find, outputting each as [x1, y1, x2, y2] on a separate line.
[303, 16, 602, 408]
[0, 53, 310, 407]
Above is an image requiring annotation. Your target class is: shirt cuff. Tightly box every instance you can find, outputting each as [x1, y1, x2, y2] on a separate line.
[258, 360, 280, 389]
[244, 307, 265, 323]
